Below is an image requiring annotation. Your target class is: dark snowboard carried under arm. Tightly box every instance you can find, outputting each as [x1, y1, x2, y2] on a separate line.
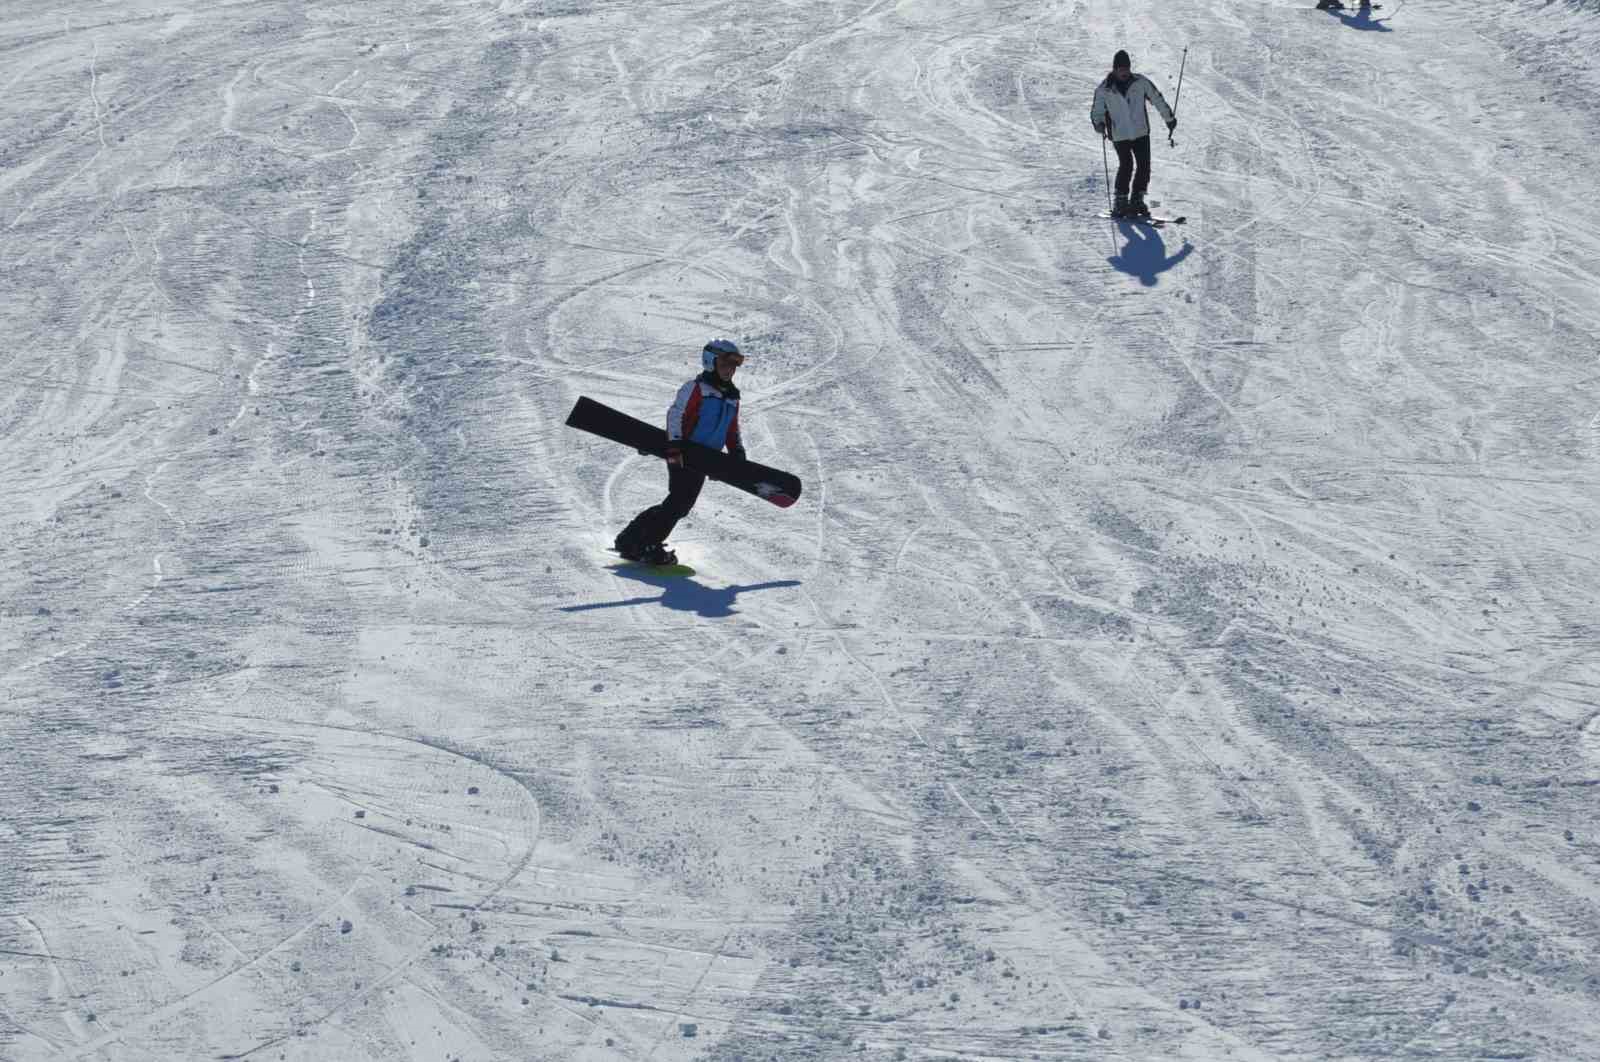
[566, 396, 802, 508]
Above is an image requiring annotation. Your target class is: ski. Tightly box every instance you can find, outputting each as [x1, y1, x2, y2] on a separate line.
[566, 396, 803, 509]
[1097, 213, 1187, 226]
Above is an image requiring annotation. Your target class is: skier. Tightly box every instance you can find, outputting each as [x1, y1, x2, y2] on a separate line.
[613, 339, 746, 566]
[1090, 49, 1177, 219]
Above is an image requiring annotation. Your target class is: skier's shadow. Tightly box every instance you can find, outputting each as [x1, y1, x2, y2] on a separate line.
[1327, 6, 1392, 30]
[1107, 221, 1193, 287]
[559, 568, 801, 619]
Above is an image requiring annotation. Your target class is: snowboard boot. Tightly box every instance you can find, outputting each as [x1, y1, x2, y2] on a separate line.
[618, 539, 676, 565]
[1129, 193, 1151, 218]
[637, 543, 677, 566]
[1111, 193, 1130, 218]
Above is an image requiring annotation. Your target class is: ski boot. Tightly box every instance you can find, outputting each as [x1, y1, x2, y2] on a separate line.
[1111, 193, 1130, 218]
[1128, 193, 1151, 219]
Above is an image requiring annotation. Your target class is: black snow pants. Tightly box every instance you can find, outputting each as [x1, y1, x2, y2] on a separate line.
[1113, 135, 1153, 200]
[616, 463, 706, 549]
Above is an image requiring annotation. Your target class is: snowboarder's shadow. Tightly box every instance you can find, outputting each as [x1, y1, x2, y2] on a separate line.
[560, 569, 801, 619]
[1108, 221, 1193, 287]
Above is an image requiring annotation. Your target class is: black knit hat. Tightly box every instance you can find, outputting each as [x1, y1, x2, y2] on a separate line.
[1113, 49, 1131, 70]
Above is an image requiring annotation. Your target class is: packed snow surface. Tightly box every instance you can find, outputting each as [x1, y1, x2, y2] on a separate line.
[4, 0, 1600, 1059]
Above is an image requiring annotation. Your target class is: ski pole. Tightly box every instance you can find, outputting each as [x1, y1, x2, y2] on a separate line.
[1169, 46, 1188, 148]
[1101, 129, 1113, 218]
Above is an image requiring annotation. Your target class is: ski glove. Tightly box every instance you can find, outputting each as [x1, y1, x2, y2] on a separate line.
[1166, 117, 1177, 133]
[729, 445, 747, 462]
[1092, 121, 1106, 136]
[664, 440, 685, 466]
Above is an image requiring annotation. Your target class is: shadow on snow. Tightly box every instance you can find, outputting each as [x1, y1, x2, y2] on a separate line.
[559, 568, 802, 618]
[1107, 221, 1193, 286]
[1326, 6, 1394, 31]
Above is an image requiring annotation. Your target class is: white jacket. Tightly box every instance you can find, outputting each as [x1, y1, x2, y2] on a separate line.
[1090, 73, 1175, 142]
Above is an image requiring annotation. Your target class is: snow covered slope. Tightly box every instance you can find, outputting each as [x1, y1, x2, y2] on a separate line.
[3, 0, 1598, 1059]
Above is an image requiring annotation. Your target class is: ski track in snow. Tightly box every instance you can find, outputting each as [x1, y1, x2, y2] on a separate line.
[3, 0, 1600, 1059]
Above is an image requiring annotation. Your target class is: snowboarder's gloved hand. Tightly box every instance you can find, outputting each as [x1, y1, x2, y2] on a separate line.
[1166, 117, 1177, 133]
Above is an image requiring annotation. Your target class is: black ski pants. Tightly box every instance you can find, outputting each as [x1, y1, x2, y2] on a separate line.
[1112, 135, 1152, 200]
[616, 463, 705, 548]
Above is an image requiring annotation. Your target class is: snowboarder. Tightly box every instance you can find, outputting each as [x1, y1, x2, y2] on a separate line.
[613, 339, 747, 566]
[1090, 49, 1177, 219]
